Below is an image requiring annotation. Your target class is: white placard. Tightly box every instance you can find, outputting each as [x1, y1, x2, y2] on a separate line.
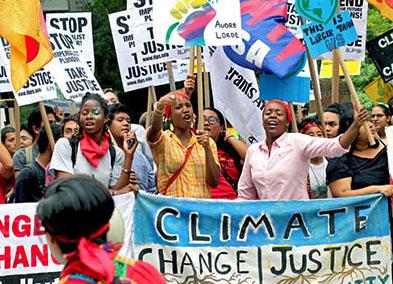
[0, 37, 12, 93]
[0, 39, 57, 106]
[46, 30, 103, 102]
[153, 0, 242, 46]
[204, 46, 265, 144]
[109, 10, 188, 92]
[46, 13, 95, 72]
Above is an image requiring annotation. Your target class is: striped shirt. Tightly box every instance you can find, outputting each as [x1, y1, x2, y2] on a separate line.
[150, 130, 219, 198]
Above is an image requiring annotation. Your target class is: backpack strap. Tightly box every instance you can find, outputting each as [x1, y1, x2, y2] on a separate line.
[69, 139, 78, 168]
[109, 144, 116, 170]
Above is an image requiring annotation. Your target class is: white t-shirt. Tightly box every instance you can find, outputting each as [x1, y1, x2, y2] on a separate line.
[309, 158, 332, 198]
[50, 138, 124, 188]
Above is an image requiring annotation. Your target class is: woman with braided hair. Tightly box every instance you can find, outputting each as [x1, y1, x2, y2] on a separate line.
[50, 93, 138, 195]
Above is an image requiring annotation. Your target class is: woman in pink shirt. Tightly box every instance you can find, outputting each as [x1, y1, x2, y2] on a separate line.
[237, 100, 369, 200]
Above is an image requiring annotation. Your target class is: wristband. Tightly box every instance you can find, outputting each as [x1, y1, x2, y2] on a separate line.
[122, 167, 131, 174]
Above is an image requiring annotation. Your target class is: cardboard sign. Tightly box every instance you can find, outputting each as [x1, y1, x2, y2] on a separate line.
[46, 30, 103, 102]
[204, 46, 265, 144]
[0, 38, 57, 106]
[109, 9, 188, 92]
[0, 37, 12, 93]
[134, 192, 392, 283]
[367, 28, 393, 83]
[259, 74, 310, 103]
[319, 59, 361, 78]
[153, 0, 242, 46]
[296, 0, 338, 24]
[319, 0, 368, 61]
[302, 11, 358, 58]
[46, 13, 95, 72]
[363, 76, 393, 103]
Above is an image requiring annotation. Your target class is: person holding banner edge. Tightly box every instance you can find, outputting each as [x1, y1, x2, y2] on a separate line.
[237, 99, 370, 200]
[147, 90, 220, 198]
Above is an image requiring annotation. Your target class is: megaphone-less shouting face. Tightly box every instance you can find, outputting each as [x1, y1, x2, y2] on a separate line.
[262, 100, 291, 139]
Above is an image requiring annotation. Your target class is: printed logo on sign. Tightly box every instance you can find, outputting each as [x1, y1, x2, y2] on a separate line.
[295, 0, 338, 24]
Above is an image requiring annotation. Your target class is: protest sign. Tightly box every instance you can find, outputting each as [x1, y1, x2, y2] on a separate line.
[367, 28, 393, 83]
[363, 76, 393, 103]
[286, 0, 303, 38]
[109, 9, 188, 92]
[46, 30, 103, 102]
[134, 192, 392, 283]
[0, 37, 12, 93]
[224, 0, 307, 79]
[317, 0, 368, 61]
[0, 193, 135, 283]
[153, 0, 242, 46]
[320, 59, 361, 78]
[46, 13, 95, 72]
[302, 11, 358, 58]
[0, 38, 57, 106]
[296, 0, 337, 24]
[259, 74, 310, 103]
[204, 46, 265, 144]
[43, 99, 80, 114]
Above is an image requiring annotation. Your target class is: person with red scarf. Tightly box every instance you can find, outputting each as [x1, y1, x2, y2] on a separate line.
[50, 93, 137, 195]
[238, 99, 370, 200]
[37, 175, 166, 284]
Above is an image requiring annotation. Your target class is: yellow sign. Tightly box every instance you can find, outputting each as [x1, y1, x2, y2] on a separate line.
[319, 60, 361, 79]
[363, 76, 393, 104]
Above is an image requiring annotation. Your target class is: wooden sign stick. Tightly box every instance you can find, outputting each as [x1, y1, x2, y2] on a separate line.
[188, 47, 195, 75]
[197, 46, 204, 130]
[166, 61, 176, 92]
[336, 50, 375, 145]
[38, 102, 55, 150]
[14, 100, 20, 151]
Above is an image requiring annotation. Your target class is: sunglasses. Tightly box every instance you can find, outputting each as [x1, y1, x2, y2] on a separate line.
[204, 116, 219, 125]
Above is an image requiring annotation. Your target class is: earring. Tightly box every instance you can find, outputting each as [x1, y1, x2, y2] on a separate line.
[169, 122, 175, 132]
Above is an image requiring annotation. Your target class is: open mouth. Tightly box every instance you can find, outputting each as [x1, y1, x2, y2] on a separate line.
[267, 120, 279, 128]
[84, 121, 95, 129]
[183, 114, 191, 122]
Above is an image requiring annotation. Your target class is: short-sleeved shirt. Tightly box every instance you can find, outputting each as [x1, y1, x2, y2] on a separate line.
[132, 124, 154, 168]
[150, 130, 219, 198]
[13, 145, 39, 171]
[132, 150, 156, 193]
[50, 138, 124, 188]
[326, 146, 389, 189]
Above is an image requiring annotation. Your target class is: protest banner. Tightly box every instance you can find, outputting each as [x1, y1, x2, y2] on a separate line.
[302, 11, 358, 58]
[0, 38, 57, 106]
[109, 9, 189, 92]
[320, 59, 361, 78]
[204, 46, 264, 144]
[153, 0, 242, 46]
[134, 192, 392, 283]
[43, 99, 80, 114]
[46, 13, 95, 72]
[46, 29, 103, 102]
[363, 76, 393, 104]
[286, 0, 303, 38]
[224, 0, 306, 79]
[319, 0, 368, 61]
[0, 193, 135, 283]
[367, 28, 393, 83]
[296, 0, 337, 24]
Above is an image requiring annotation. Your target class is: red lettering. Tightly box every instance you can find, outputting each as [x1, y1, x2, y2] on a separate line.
[0, 215, 10, 238]
[12, 215, 31, 237]
[34, 215, 45, 236]
[31, 244, 49, 267]
[0, 246, 11, 269]
[13, 246, 29, 268]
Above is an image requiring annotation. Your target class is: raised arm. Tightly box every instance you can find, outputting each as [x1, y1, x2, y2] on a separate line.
[338, 107, 369, 149]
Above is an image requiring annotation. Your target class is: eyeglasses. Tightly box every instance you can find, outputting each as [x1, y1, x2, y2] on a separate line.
[204, 116, 219, 125]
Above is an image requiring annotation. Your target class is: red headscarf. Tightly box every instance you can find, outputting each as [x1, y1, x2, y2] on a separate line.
[263, 100, 292, 122]
[164, 90, 190, 118]
[300, 122, 323, 134]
